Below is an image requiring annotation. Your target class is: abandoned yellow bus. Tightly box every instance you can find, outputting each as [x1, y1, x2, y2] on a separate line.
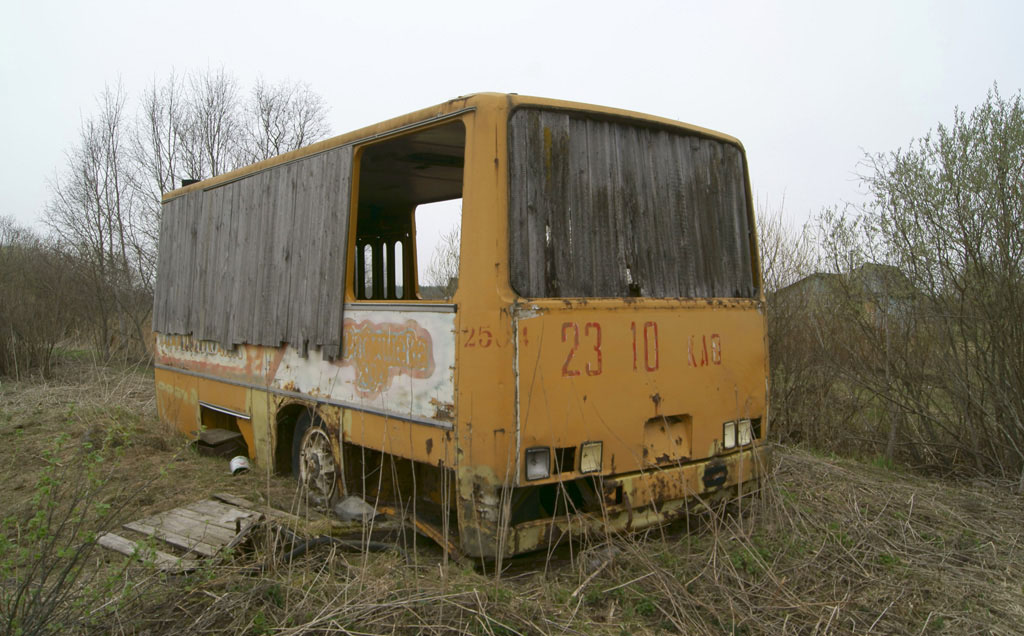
[152, 93, 769, 559]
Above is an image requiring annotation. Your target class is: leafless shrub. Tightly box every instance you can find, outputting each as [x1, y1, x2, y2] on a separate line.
[757, 201, 847, 450]
[45, 84, 153, 362]
[757, 197, 817, 295]
[0, 414, 161, 635]
[0, 216, 74, 378]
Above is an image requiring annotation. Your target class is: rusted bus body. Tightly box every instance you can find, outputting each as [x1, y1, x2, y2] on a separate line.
[153, 94, 770, 559]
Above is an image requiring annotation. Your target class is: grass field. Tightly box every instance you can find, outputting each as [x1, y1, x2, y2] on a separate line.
[2, 358, 1023, 635]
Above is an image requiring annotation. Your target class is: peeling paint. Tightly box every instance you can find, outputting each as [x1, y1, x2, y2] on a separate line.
[430, 398, 455, 422]
[335, 318, 435, 397]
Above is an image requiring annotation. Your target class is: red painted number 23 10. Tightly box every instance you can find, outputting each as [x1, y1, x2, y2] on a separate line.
[561, 322, 602, 376]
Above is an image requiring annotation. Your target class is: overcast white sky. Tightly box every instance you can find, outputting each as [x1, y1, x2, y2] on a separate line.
[3, 0, 1023, 233]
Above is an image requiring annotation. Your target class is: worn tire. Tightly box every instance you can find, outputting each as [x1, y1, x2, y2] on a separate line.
[291, 410, 338, 501]
[291, 410, 313, 479]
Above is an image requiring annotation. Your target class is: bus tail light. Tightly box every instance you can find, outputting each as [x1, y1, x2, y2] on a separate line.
[525, 447, 550, 480]
[723, 421, 737, 449]
[723, 419, 754, 450]
[579, 441, 603, 474]
[737, 419, 753, 446]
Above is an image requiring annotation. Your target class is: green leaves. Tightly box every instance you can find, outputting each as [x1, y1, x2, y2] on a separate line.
[791, 84, 1024, 479]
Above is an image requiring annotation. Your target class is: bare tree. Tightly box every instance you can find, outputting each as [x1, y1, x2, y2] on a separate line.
[424, 223, 460, 298]
[46, 83, 151, 359]
[757, 197, 817, 294]
[132, 69, 333, 292]
[41, 71, 333, 364]
[757, 201, 835, 448]
[179, 68, 243, 180]
[245, 78, 330, 163]
[135, 70, 331, 193]
[135, 72, 186, 199]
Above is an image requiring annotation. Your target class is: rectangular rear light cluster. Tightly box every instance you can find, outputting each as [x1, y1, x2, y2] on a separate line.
[579, 441, 602, 474]
[723, 419, 755, 450]
[525, 447, 550, 481]
[524, 441, 603, 480]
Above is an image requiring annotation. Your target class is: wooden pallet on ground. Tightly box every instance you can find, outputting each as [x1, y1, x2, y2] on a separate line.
[98, 496, 262, 573]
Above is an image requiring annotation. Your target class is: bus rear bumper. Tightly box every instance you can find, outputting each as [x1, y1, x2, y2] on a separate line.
[460, 443, 772, 559]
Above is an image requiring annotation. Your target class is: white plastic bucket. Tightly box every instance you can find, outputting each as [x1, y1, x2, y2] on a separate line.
[229, 455, 250, 475]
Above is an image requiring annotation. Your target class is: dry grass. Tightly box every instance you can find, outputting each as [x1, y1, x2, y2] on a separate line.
[2, 358, 1023, 634]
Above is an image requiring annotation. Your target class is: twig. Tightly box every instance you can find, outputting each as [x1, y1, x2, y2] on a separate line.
[868, 598, 896, 633]
[600, 571, 654, 594]
[570, 558, 610, 599]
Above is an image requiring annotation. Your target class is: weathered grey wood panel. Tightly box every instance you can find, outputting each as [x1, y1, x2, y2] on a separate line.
[152, 146, 353, 358]
[98, 532, 200, 573]
[509, 109, 755, 299]
[316, 148, 349, 359]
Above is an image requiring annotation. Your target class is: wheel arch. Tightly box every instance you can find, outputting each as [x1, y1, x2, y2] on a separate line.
[273, 401, 313, 475]
[274, 401, 345, 478]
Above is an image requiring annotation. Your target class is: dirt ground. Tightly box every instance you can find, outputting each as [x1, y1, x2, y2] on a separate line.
[2, 357, 1023, 635]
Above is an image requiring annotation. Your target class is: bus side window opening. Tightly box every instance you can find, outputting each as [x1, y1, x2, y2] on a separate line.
[353, 120, 465, 301]
[414, 200, 461, 300]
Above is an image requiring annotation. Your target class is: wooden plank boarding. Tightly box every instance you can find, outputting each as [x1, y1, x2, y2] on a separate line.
[135, 509, 237, 542]
[212, 492, 306, 524]
[98, 532, 199, 573]
[180, 498, 259, 529]
[99, 496, 265, 568]
[152, 145, 353, 354]
[123, 520, 223, 557]
[317, 146, 352, 359]
[508, 107, 755, 300]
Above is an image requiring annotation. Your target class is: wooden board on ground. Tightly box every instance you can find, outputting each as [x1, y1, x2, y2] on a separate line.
[123, 520, 224, 557]
[177, 498, 260, 531]
[211, 492, 356, 537]
[212, 492, 315, 525]
[98, 532, 200, 573]
[99, 495, 263, 565]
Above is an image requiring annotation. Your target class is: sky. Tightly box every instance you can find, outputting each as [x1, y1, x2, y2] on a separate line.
[3, 0, 1023, 236]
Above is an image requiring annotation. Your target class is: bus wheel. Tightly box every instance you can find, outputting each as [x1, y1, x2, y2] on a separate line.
[292, 411, 337, 502]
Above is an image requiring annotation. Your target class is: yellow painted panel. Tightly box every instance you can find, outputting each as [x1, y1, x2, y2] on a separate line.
[234, 418, 255, 460]
[247, 388, 276, 469]
[515, 299, 767, 482]
[196, 377, 248, 415]
[343, 410, 455, 467]
[154, 368, 199, 438]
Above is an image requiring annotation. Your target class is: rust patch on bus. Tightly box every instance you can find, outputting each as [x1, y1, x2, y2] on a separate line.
[156, 336, 287, 384]
[702, 461, 728, 490]
[430, 398, 455, 422]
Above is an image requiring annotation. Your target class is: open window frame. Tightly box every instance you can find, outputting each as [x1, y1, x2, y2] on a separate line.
[349, 118, 467, 303]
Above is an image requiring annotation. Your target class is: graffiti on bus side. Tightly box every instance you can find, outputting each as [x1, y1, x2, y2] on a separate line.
[155, 333, 286, 381]
[339, 318, 435, 397]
